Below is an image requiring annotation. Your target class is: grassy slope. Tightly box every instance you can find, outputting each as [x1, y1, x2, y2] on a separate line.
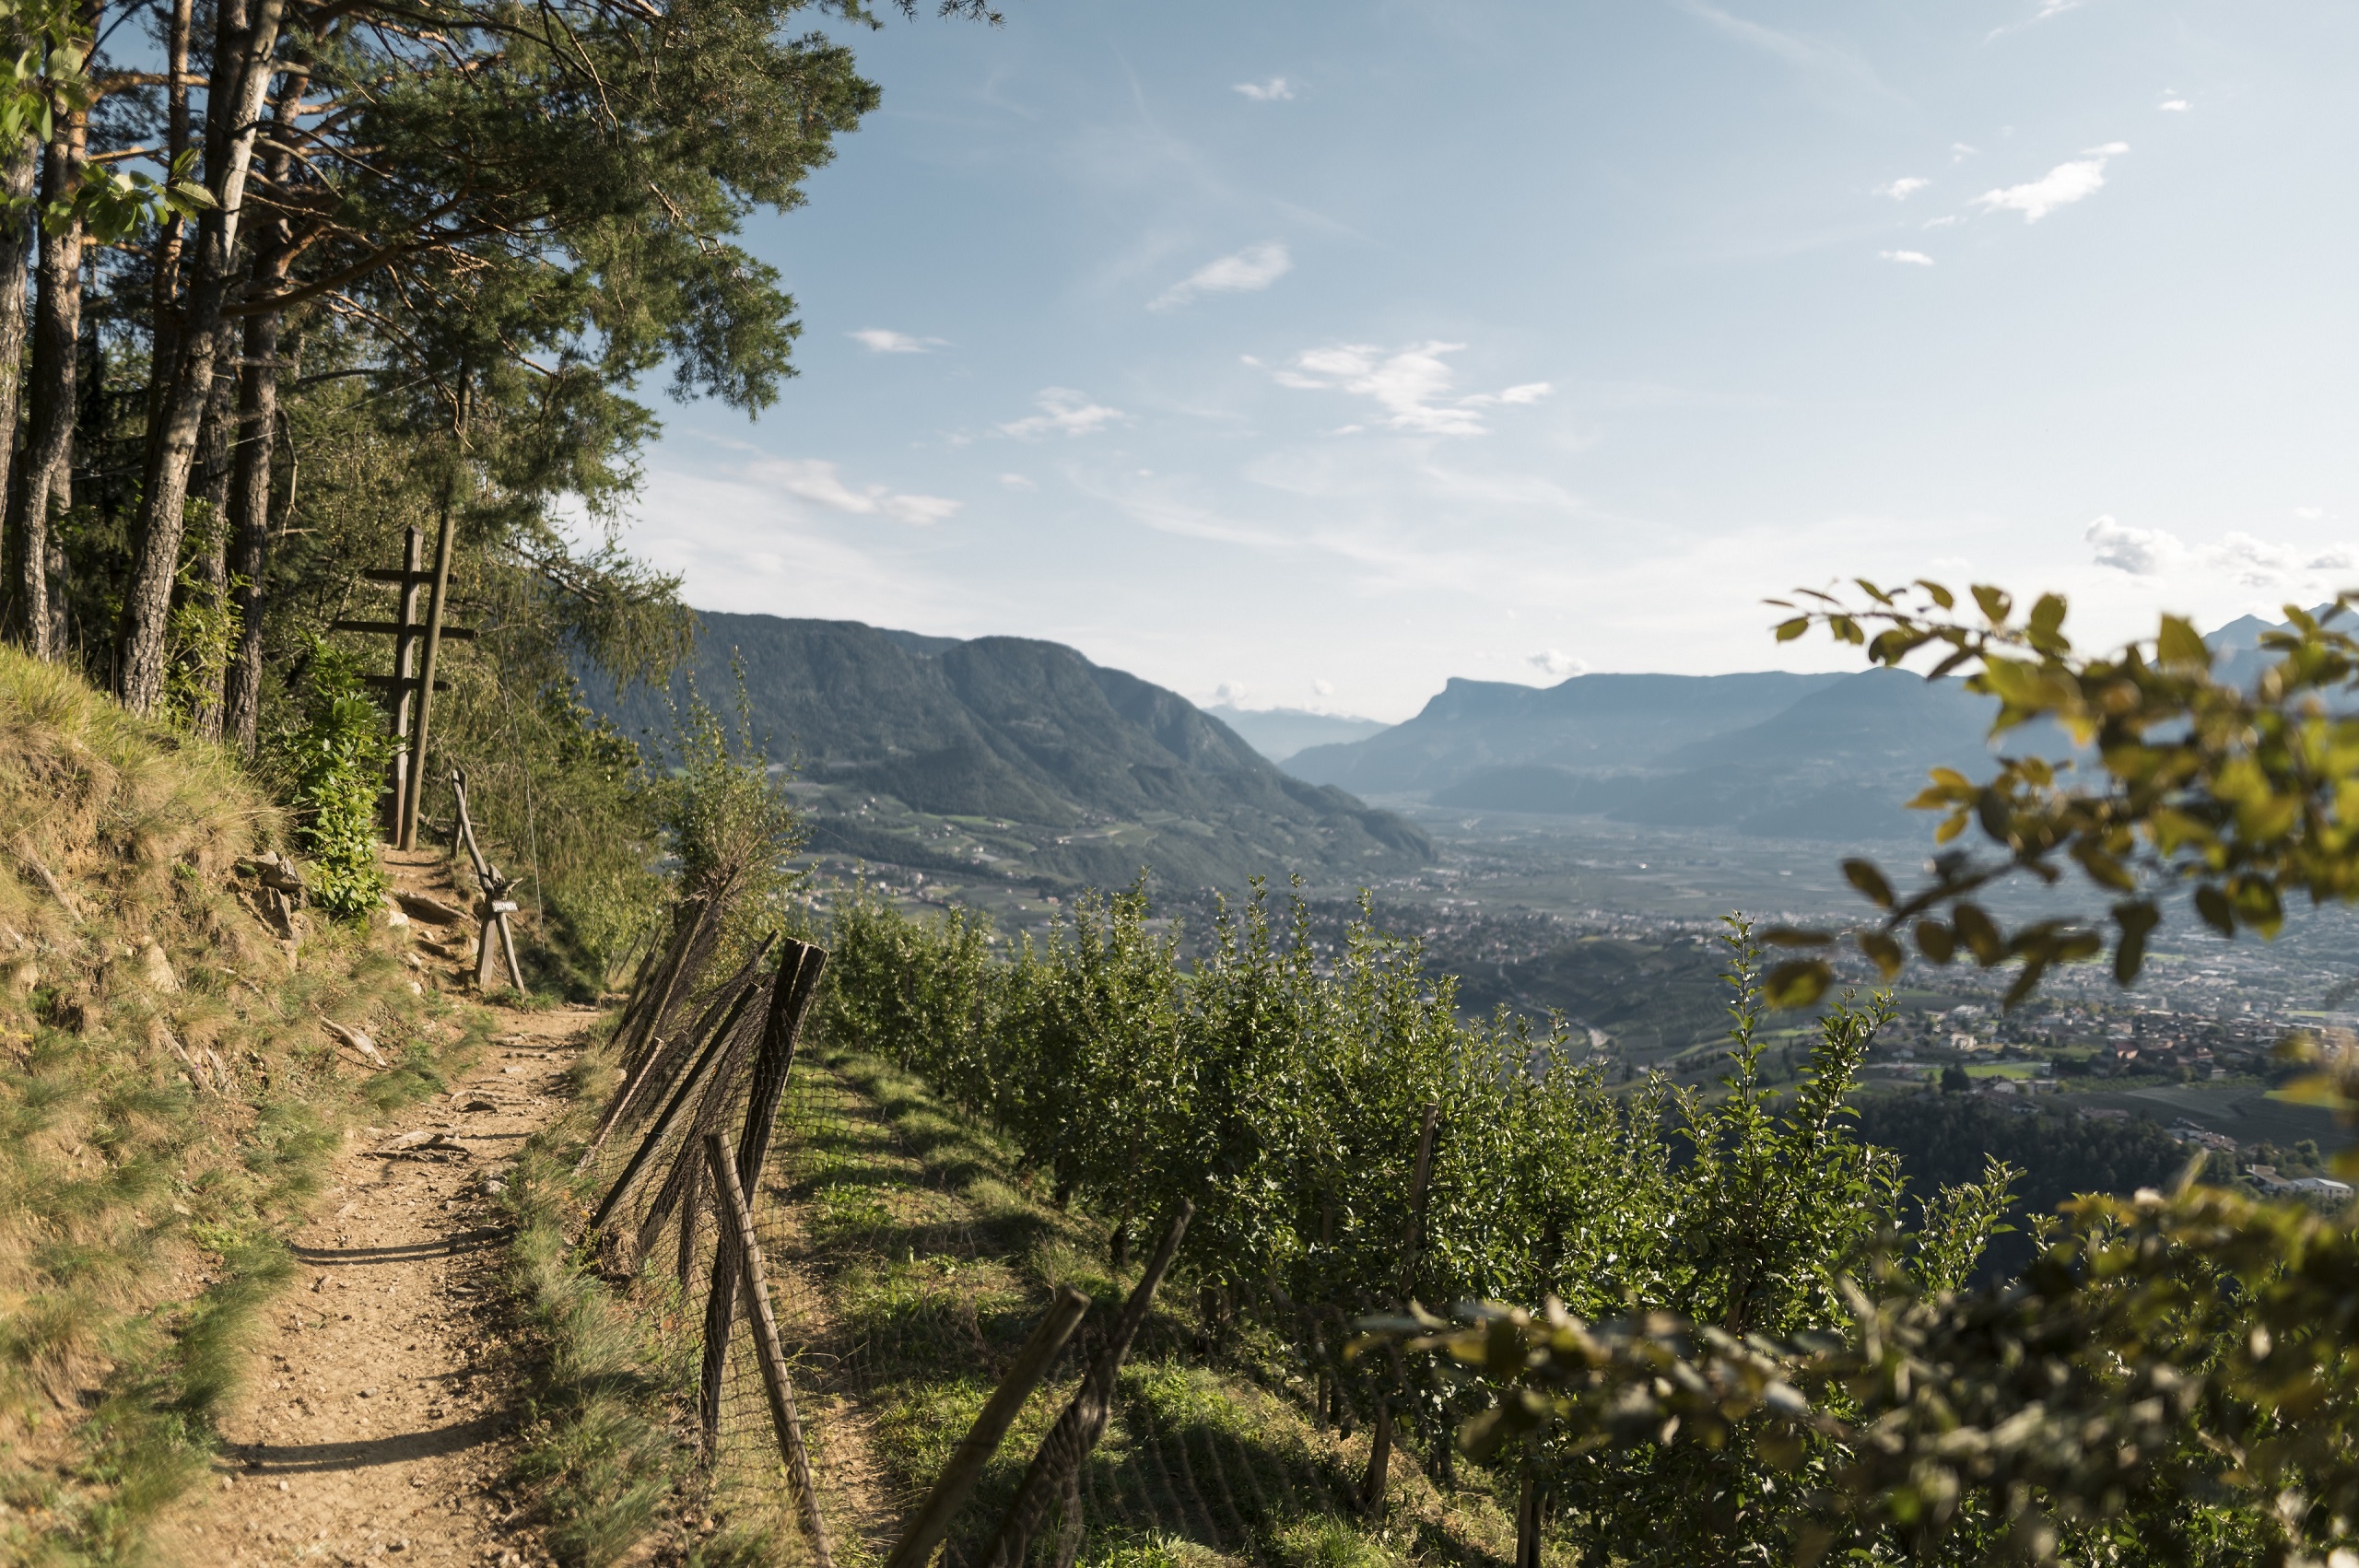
[0, 649, 487, 1564]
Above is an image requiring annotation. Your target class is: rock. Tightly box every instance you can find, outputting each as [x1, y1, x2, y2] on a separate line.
[394, 891, 468, 926]
[320, 1016, 388, 1067]
[6, 959, 34, 994]
[138, 942, 180, 993]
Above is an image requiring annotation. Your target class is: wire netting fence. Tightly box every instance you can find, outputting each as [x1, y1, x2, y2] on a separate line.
[577, 921, 1511, 1568]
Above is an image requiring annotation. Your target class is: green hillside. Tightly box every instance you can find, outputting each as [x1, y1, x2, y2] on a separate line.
[590, 614, 1433, 893]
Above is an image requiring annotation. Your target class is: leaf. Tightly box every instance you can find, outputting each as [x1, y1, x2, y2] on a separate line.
[1916, 579, 1955, 611]
[2193, 883, 2235, 936]
[1774, 616, 1810, 643]
[1858, 931, 1905, 978]
[1842, 859, 1895, 908]
[2156, 614, 2209, 669]
[1971, 584, 2013, 626]
[2026, 592, 2069, 653]
[1953, 903, 2004, 966]
[1760, 927, 1833, 947]
[2070, 839, 2135, 893]
[1914, 919, 1956, 965]
[1763, 959, 1833, 1010]
[2112, 899, 2160, 984]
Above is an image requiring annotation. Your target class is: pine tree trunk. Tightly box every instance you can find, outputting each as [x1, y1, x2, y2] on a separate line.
[221, 64, 305, 756]
[115, 0, 285, 714]
[188, 369, 234, 736]
[0, 135, 41, 651]
[8, 109, 87, 663]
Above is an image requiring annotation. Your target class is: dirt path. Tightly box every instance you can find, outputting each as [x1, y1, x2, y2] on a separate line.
[154, 1001, 597, 1567]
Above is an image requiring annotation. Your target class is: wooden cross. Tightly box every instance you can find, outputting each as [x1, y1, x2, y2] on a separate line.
[334, 517, 474, 848]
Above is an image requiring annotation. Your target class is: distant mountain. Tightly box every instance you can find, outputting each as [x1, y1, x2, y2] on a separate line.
[1203, 705, 1391, 766]
[1286, 671, 1849, 795]
[588, 613, 1432, 892]
[1292, 658, 2113, 842]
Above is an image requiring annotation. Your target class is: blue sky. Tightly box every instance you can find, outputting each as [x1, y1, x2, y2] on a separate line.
[618, 0, 2359, 721]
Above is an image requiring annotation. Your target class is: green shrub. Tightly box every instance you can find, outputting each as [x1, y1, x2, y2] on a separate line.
[283, 641, 392, 919]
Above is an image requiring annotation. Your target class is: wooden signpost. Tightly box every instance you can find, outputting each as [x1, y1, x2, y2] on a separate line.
[334, 514, 474, 848]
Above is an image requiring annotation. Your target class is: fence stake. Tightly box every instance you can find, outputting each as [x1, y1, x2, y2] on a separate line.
[979, 1200, 1193, 1568]
[706, 1132, 834, 1568]
[587, 969, 767, 1236]
[882, 1287, 1090, 1568]
[701, 942, 829, 1440]
[588, 934, 775, 1188]
[1362, 1101, 1440, 1516]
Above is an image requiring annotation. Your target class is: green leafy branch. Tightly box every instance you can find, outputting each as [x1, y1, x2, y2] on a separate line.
[1364, 1165, 2359, 1566]
[1756, 579, 2359, 1012]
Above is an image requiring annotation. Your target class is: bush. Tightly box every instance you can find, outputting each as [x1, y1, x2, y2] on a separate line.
[281, 642, 392, 919]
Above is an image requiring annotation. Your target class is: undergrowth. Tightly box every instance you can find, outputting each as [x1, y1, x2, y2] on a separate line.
[501, 1024, 769, 1568]
[0, 647, 490, 1563]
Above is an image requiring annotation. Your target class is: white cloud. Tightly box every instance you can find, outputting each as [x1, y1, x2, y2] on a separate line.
[1312, 678, 1334, 696]
[1952, 143, 1978, 163]
[1975, 144, 2128, 223]
[1989, 0, 2088, 39]
[2087, 516, 2359, 591]
[2086, 515, 2179, 576]
[1233, 76, 1294, 101]
[1877, 176, 1930, 200]
[1528, 649, 1588, 678]
[1922, 215, 1961, 229]
[998, 473, 1038, 492]
[849, 328, 945, 354]
[2158, 98, 2190, 112]
[1272, 342, 1551, 437]
[1150, 242, 1293, 311]
[754, 459, 960, 527]
[999, 388, 1127, 439]
[1672, 0, 1896, 104]
[2296, 506, 2325, 520]
[1880, 250, 1935, 266]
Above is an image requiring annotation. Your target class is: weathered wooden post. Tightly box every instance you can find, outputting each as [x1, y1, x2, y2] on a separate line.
[449, 768, 524, 992]
[706, 1131, 835, 1568]
[399, 508, 455, 848]
[978, 1201, 1193, 1568]
[883, 1288, 1090, 1568]
[699, 942, 828, 1440]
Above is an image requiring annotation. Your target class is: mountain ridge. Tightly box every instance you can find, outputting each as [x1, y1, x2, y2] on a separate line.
[586, 612, 1433, 891]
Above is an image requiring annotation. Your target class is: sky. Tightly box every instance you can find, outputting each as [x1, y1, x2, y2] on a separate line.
[614, 0, 2359, 722]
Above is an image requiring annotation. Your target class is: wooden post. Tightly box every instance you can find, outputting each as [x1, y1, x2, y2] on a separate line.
[705, 1133, 834, 1568]
[701, 942, 829, 1441]
[449, 768, 524, 992]
[1515, 1473, 1544, 1568]
[591, 935, 776, 1176]
[979, 1201, 1192, 1568]
[882, 1287, 1090, 1568]
[384, 526, 420, 837]
[1362, 1101, 1440, 1517]
[397, 505, 456, 849]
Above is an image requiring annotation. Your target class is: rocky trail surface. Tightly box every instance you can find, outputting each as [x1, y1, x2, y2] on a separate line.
[155, 848, 603, 1567]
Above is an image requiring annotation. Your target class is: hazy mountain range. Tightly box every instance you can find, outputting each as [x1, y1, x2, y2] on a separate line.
[1202, 705, 1389, 764]
[1283, 611, 2298, 840]
[587, 613, 1432, 891]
